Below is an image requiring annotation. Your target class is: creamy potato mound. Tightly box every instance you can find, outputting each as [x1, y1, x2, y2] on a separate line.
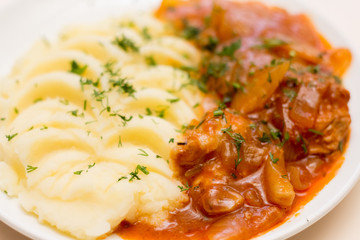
[0, 14, 203, 239]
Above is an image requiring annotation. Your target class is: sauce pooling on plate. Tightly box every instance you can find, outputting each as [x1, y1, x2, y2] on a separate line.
[118, 0, 351, 239]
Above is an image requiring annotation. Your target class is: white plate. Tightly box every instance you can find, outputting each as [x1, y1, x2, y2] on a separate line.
[0, 0, 359, 240]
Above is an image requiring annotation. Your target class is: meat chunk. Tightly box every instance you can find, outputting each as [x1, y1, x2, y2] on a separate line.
[200, 185, 244, 216]
[206, 206, 285, 240]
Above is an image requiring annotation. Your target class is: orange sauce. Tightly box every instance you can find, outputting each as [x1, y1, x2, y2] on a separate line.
[257, 145, 347, 237]
[116, 0, 352, 239]
[117, 152, 347, 240]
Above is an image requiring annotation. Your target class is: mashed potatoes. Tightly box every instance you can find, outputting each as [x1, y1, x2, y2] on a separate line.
[0, 14, 203, 239]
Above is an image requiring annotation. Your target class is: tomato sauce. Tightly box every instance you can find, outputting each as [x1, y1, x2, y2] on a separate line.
[116, 1, 352, 239]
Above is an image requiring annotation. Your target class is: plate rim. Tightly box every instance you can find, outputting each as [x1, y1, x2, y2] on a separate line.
[0, 0, 359, 240]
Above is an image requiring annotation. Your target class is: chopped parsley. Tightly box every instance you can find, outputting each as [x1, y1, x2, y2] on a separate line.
[73, 163, 95, 175]
[80, 78, 99, 89]
[145, 56, 157, 66]
[138, 149, 149, 157]
[213, 102, 227, 120]
[92, 90, 106, 102]
[258, 133, 271, 143]
[73, 170, 83, 175]
[333, 75, 342, 84]
[203, 36, 219, 51]
[129, 165, 149, 182]
[298, 135, 308, 154]
[109, 112, 133, 126]
[59, 99, 69, 105]
[232, 82, 242, 90]
[88, 163, 95, 169]
[118, 136, 122, 147]
[338, 140, 344, 152]
[307, 65, 320, 74]
[206, 62, 228, 78]
[141, 27, 151, 40]
[270, 129, 282, 140]
[277, 132, 290, 148]
[180, 66, 198, 73]
[40, 125, 48, 130]
[178, 183, 191, 192]
[83, 100, 87, 111]
[104, 61, 120, 76]
[248, 69, 256, 76]
[286, 77, 300, 87]
[70, 60, 88, 75]
[222, 126, 245, 169]
[194, 79, 208, 93]
[282, 88, 297, 101]
[113, 35, 139, 52]
[169, 138, 175, 143]
[109, 77, 136, 97]
[256, 38, 287, 49]
[33, 98, 43, 103]
[269, 152, 279, 164]
[270, 59, 277, 66]
[155, 106, 168, 118]
[217, 40, 241, 59]
[117, 176, 128, 182]
[196, 119, 205, 129]
[26, 165, 38, 173]
[145, 108, 152, 116]
[69, 109, 79, 117]
[213, 109, 224, 117]
[308, 129, 324, 136]
[167, 98, 180, 104]
[5, 133, 18, 141]
[249, 123, 257, 130]
[181, 20, 200, 40]
[193, 103, 200, 109]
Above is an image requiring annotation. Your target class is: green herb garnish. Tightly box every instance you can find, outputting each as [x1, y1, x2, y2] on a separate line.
[282, 88, 297, 101]
[117, 176, 128, 182]
[113, 35, 139, 52]
[256, 38, 287, 49]
[129, 165, 149, 182]
[70, 60, 88, 75]
[182, 21, 200, 40]
[26, 165, 38, 173]
[141, 27, 151, 40]
[222, 126, 245, 169]
[308, 129, 324, 136]
[217, 40, 241, 59]
[269, 152, 279, 164]
[5, 133, 18, 141]
[167, 98, 180, 104]
[73, 170, 83, 175]
[206, 62, 228, 78]
[138, 149, 149, 157]
[109, 77, 136, 97]
[145, 56, 157, 66]
[178, 183, 191, 192]
[258, 133, 271, 143]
